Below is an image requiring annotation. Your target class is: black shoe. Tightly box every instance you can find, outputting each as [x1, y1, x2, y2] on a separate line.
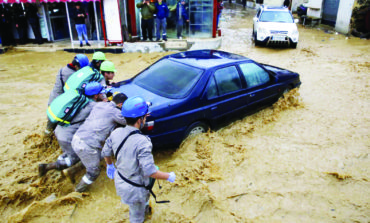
[156, 38, 160, 41]
[80, 43, 83, 47]
[86, 42, 91, 46]
[163, 38, 167, 41]
[145, 203, 152, 215]
[39, 164, 47, 177]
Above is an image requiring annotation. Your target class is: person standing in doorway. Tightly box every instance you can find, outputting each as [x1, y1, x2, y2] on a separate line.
[136, 0, 156, 41]
[13, 4, 27, 44]
[24, 3, 43, 44]
[0, 5, 16, 46]
[154, 0, 169, 41]
[74, 3, 91, 47]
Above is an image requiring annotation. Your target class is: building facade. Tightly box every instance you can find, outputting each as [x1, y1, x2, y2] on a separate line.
[0, 0, 219, 46]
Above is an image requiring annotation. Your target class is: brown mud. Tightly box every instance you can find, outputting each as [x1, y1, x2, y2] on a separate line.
[0, 5, 369, 223]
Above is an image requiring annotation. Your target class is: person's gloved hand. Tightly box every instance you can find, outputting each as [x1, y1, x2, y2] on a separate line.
[107, 163, 116, 179]
[167, 172, 176, 183]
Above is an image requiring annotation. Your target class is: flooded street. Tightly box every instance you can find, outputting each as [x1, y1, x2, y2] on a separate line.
[0, 4, 369, 223]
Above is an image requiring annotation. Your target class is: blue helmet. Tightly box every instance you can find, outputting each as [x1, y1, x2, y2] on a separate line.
[84, 82, 103, 96]
[121, 96, 149, 118]
[75, 54, 89, 69]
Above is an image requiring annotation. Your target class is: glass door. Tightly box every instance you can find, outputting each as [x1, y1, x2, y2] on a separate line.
[47, 3, 69, 40]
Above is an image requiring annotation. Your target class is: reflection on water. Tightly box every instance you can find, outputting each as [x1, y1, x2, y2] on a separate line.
[0, 4, 369, 223]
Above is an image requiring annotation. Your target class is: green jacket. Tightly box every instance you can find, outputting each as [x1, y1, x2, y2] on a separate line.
[136, 2, 155, 20]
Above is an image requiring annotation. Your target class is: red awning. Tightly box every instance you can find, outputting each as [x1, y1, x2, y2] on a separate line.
[0, 0, 99, 3]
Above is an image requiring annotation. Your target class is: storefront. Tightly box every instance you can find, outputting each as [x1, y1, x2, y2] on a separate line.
[131, 0, 218, 40]
[0, 0, 104, 45]
[1, 0, 218, 46]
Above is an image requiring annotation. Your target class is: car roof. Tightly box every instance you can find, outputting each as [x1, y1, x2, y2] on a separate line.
[164, 50, 251, 69]
[261, 5, 290, 11]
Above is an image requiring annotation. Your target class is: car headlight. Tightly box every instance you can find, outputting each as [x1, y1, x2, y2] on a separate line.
[257, 27, 270, 40]
[291, 29, 299, 42]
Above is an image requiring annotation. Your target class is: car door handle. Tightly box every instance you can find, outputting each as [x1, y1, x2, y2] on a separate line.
[211, 106, 217, 110]
[249, 94, 255, 97]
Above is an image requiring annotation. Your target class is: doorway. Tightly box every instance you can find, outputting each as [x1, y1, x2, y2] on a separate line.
[322, 0, 340, 26]
[46, 3, 69, 40]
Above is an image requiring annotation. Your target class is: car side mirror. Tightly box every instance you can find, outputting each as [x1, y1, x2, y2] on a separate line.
[294, 19, 299, 23]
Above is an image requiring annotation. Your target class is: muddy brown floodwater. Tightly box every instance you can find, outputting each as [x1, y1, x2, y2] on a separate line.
[0, 5, 369, 223]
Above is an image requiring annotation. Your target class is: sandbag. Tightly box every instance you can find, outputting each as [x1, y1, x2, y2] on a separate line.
[63, 67, 104, 92]
[47, 90, 90, 126]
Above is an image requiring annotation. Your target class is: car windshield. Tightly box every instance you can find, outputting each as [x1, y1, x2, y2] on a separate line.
[133, 59, 204, 99]
[260, 11, 293, 23]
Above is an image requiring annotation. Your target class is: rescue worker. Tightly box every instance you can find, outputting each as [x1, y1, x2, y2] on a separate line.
[38, 82, 105, 177]
[72, 92, 128, 192]
[45, 54, 89, 135]
[89, 51, 106, 71]
[102, 96, 176, 223]
[100, 60, 116, 87]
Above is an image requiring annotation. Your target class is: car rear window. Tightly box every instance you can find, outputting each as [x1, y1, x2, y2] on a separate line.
[133, 59, 203, 99]
[260, 11, 294, 23]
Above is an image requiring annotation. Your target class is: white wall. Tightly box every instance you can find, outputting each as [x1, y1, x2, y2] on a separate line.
[263, 0, 283, 6]
[335, 0, 355, 34]
[305, 0, 322, 8]
[292, 0, 308, 12]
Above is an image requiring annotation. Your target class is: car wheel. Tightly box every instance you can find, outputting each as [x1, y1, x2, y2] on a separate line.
[184, 121, 209, 139]
[290, 42, 297, 49]
[281, 86, 292, 98]
[255, 39, 263, 46]
[253, 26, 256, 40]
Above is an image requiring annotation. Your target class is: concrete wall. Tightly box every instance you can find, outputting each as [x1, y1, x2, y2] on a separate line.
[335, 0, 355, 34]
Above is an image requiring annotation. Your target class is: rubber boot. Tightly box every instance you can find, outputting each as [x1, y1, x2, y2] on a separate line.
[62, 162, 84, 184]
[38, 162, 57, 177]
[75, 179, 89, 192]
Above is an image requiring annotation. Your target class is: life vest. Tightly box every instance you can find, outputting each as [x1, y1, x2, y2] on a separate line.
[63, 67, 104, 92]
[47, 90, 90, 126]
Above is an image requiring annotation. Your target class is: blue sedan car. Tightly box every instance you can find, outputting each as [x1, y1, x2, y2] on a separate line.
[113, 50, 301, 147]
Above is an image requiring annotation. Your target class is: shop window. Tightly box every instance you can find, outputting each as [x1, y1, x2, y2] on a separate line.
[189, 0, 213, 38]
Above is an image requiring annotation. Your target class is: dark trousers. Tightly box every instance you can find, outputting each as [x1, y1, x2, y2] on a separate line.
[28, 17, 43, 44]
[16, 18, 28, 44]
[176, 19, 184, 38]
[0, 22, 16, 46]
[141, 18, 154, 40]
